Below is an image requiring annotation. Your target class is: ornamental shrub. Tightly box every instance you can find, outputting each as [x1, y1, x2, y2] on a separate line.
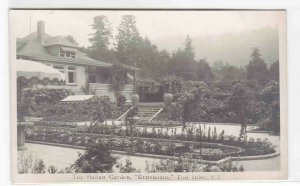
[72, 143, 117, 173]
[44, 96, 113, 122]
[23, 88, 70, 117]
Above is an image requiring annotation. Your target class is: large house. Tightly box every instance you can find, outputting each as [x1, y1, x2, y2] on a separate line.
[16, 20, 137, 102]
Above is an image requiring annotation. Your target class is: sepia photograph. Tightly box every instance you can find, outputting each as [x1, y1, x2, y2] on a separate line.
[10, 9, 287, 182]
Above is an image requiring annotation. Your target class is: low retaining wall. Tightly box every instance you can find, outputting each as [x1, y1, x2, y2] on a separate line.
[25, 140, 278, 165]
[246, 130, 270, 134]
[26, 140, 87, 150]
[187, 122, 259, 127]
[230, 152, 280, 161]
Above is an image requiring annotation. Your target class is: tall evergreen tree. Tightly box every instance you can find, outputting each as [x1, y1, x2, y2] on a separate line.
[246, 48, 269, 84]
[116, 15, 142, 66]
[167, 35, 197, 80]
[183, 35, 195, 60]
[88, 15, 114, 62]
[89, 15, 112, 50]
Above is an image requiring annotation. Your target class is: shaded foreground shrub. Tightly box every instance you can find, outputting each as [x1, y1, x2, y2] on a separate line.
[71, 143, 117, 173]
[44, 96, 113, 122]
[145, 156, 244, 173]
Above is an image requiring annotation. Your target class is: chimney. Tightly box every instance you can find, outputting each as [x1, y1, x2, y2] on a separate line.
[37, 20, 45, 44]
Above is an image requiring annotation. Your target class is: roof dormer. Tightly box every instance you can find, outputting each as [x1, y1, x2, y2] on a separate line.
[59, 47, 77, 59]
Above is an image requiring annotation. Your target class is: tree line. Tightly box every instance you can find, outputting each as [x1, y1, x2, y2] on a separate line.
[65, 14, 279, 84]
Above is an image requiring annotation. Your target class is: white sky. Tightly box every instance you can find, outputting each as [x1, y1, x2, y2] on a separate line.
[11, 10, 281, 49]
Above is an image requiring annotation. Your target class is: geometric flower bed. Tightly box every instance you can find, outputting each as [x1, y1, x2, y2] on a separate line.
[25, 123, 276, 161]
[25, 130, 237, 161]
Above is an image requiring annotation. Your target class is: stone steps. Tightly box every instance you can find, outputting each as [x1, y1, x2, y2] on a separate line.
[117, 104, 163, 121]
[138, 106, 163, 121]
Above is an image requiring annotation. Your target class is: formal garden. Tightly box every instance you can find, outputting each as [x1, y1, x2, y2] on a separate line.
[17, 72, 280, 173]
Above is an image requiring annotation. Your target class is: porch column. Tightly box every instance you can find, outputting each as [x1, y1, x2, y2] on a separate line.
[134, 71, 137, 92]
[17, 123, 26, 150]
[134, 63, 137, 93]
[85, 66, 90, 94]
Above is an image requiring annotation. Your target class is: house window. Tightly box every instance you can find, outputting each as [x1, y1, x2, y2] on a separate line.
[66, 66, 76, 84]
[52, 65, 66, 84]
[52, 65, 65, 74]
[59, 48, 76, 59]
[43, 64, 77, 85]
[59, 50, 64, 57]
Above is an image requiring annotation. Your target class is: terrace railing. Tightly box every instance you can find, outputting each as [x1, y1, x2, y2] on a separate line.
[148, 107, 163, 121]
[116, 106, 135, 121]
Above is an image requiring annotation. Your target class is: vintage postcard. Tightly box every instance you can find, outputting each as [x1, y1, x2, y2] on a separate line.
[10, 9, 287, 183]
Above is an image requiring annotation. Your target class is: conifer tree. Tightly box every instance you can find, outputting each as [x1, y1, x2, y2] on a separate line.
[246, 48, 269, 84]
[116, 15, 142, 66]
[88, 15, 114, 62]
[89, 15, 113, 50]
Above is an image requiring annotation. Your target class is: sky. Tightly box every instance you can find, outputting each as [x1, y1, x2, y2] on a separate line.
[11, 10, 283, 65]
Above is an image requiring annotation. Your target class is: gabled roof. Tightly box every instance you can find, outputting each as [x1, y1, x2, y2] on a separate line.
[16, 32, 113, 68]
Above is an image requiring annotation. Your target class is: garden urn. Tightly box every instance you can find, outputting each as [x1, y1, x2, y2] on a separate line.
[131, 94, 140, 106]
[163, 93, 173, 106]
